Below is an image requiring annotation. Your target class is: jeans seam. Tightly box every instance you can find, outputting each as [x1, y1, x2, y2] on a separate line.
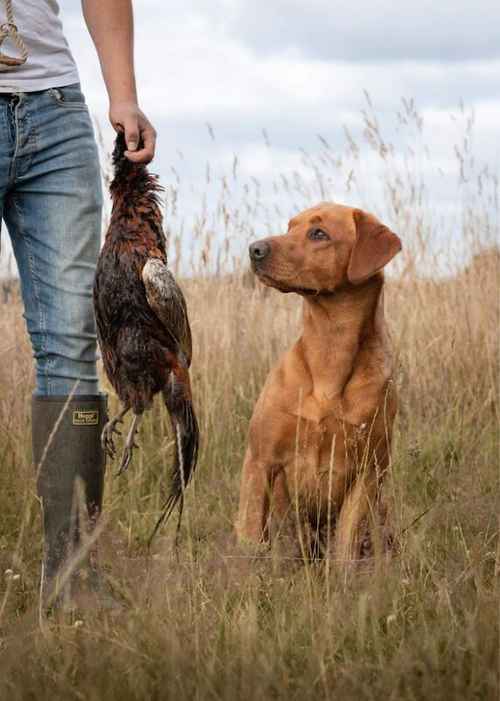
[8, 96, 35, 184]
[11, 194, 49, 390]
[8, 97, 20, 182]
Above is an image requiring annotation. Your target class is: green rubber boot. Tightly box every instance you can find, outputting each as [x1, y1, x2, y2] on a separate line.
[32, 394, 107, 611]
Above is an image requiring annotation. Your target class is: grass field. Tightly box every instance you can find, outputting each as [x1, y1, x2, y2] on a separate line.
[0, 110, 498, 699]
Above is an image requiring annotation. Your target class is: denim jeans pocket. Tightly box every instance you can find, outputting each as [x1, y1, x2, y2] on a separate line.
[48, 83, 87, 110]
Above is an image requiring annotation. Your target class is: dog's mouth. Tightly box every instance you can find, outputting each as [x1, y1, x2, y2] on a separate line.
[253, 267, 331, 296]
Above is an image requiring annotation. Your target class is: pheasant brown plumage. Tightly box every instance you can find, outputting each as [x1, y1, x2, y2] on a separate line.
[93, 133, 199, 539]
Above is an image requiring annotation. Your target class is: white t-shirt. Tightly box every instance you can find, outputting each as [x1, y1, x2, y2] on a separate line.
[0, 0, 79, 92]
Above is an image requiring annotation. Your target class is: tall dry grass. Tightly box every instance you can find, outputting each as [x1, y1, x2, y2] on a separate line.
[0, 101, 498, 700]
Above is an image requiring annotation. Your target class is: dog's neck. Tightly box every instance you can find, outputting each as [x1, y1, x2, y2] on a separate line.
[298, 273, 385, 409]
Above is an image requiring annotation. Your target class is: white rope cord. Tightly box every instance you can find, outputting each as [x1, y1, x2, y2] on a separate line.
[0, 0, 29, 71]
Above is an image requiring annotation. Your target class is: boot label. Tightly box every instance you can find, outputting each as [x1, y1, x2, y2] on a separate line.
[73, 410, 99, 426]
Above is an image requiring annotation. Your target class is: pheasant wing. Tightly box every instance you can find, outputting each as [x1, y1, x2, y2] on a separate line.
[142, 258, 192, 367]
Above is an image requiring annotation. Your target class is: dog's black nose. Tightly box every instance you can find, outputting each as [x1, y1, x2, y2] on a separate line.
[249, 240, 271, 262]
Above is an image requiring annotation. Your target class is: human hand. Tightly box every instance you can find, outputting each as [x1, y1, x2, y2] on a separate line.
[109, 101, 156, 163]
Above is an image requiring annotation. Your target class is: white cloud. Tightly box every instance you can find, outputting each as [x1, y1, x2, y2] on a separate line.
[220, 0, 500, 62]
[1, 0, 498, 275]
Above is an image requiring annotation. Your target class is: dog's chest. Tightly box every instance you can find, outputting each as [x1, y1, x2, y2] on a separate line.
[282, 415, 366, 501]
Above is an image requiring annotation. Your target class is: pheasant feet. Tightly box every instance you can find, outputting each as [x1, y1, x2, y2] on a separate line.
[117, 414, 142, 476]
[101, 407, 129, 459]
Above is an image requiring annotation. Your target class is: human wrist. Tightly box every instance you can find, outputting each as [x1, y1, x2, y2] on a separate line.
[109, 93, 138, 111]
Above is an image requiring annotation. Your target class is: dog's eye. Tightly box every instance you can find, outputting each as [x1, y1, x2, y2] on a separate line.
[308, 228, 330, 241]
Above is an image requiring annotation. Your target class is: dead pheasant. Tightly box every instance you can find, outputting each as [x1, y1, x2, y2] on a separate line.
[93, 133, 199, 538]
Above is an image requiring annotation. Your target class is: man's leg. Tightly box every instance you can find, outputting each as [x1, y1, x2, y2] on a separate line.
[4, 88, 101, 396]
[0, 95, 14, 277]
[2, 86, 107, 609]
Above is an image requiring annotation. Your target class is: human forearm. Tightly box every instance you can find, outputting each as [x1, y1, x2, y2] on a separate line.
[82, 0, 137, 104]
[82, 0, 156, 162]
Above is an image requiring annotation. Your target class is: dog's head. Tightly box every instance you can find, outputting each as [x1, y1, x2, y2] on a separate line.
[249, 203, 401, 294]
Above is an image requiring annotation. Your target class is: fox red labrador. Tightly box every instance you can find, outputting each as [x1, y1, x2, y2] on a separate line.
[236, 202, 402, 563]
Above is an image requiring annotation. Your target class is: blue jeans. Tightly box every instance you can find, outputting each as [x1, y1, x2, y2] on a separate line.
[0, 84, 102, 396]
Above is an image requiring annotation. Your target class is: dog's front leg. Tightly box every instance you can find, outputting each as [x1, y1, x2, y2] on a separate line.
[236, 448, 271, 545]
[334, 474, 377, 566]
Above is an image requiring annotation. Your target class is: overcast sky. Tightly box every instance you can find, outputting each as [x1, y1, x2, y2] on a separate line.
[1, 0, 499, 274]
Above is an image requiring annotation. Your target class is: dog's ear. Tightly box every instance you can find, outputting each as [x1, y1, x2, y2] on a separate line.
[347, 209, 402, 285]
